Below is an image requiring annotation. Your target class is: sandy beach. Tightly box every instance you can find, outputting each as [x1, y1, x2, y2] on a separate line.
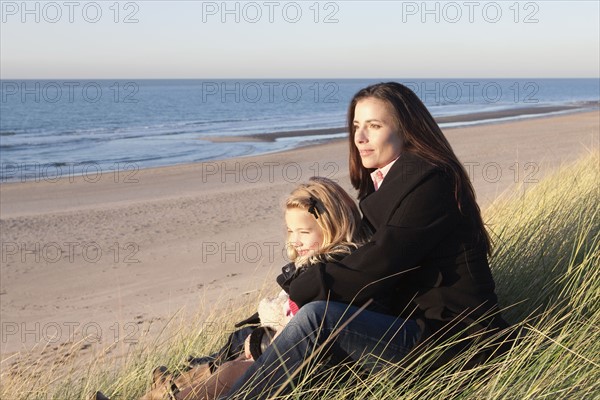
[1, 110, 598, 369]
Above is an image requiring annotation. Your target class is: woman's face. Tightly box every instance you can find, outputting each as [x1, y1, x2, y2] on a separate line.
[353, 97, 403, 169]
[285, 207, 324, 258]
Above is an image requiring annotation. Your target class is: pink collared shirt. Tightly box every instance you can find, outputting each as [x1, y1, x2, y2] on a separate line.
[370, 156, 400, 191]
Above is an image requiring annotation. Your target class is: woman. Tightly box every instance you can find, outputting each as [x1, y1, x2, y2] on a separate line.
[223, 82, 509, 399]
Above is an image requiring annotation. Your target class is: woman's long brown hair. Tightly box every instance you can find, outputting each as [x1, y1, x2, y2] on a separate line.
[348, 82, 491, 253]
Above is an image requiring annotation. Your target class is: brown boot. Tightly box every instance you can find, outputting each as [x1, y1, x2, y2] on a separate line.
[138, 366, 174, 400]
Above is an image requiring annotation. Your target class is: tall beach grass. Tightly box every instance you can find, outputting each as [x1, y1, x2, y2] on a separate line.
[1, 151, 598, 399]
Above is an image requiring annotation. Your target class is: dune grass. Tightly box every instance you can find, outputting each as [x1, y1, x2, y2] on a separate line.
[1, 151, 598, 399]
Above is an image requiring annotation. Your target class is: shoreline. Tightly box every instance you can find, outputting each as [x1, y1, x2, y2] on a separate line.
[1, 110, 598, 217]
[1, 103, 598, 185]
[1, 110, 598, 370]
[200, 103, 596, 143]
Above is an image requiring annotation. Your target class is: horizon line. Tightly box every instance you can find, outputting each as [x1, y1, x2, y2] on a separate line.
[1, 76, 599, 80]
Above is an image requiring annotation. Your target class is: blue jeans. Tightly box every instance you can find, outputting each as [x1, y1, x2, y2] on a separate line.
[222, 301, 421, 399]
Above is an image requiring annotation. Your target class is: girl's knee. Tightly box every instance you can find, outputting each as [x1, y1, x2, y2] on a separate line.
[289, 301, 350, 333]
[295, 301, 328, 318]
[285, 301, 328, 334]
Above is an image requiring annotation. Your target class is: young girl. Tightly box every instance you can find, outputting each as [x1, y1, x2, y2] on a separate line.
[176, 176, 366, 400]
[247, 176, 368, 359]
[98, 177, 367, 400]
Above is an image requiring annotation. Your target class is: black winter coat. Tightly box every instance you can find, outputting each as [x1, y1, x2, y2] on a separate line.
[288, 152, 508, 340]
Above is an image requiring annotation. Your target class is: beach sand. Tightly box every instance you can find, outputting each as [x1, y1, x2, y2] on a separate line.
[1, 111, 598, 369]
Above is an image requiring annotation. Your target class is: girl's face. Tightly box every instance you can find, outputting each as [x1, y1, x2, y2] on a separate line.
[285, 207, 324, 258]
[353, 97, 403, 169]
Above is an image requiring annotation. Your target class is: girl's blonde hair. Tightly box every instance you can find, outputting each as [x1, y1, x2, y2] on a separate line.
[285, 176, 368, 266]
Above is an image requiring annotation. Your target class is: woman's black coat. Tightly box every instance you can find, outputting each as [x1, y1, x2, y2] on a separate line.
[288, 151, 508, 339]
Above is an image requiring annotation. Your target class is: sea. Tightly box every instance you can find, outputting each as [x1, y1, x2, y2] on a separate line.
[1, 78, 598, 181]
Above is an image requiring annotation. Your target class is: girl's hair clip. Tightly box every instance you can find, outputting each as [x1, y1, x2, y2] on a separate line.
[308, 197, 320, 219]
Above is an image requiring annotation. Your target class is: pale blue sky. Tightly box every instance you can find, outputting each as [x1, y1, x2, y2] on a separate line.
[1, 1, 598, 78]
